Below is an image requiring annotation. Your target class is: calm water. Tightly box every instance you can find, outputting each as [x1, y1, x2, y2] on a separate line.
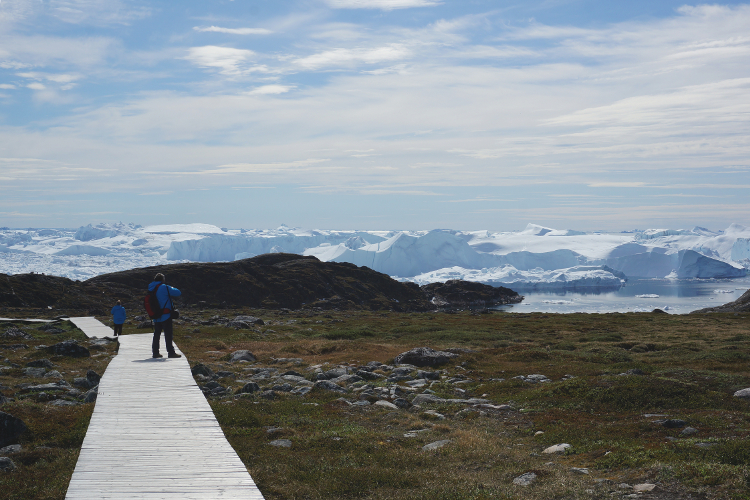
[495, 277, 750, 314]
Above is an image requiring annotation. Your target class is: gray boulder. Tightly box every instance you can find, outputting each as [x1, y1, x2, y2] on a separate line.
[238, 382, 260, 394]
[48, 340, 90, 358]
[733, 387, 750, 399]
[394, 347, 459, 367]
[0, 412, 26, 447]
[86, 370, 101, 387]
[191, 363, 214, 377]
[23, 367, 46, 378]
[229, 350, 257, 363]
[73, 377, 94, 390]
[26, 359, 53, 369]
[412, 394, 445, 405]
[416, 370, 440, 380]
[393, 398, 412, 409]
[422, 439, 451, 451]
[356, 370, 384, 380]
[314, 380, 348, 394]
[0, 444, 21, 456]
[0, 457, 16, 471]
[269, 439, 291, 448]
[330, 374, 363, 385]
[234, 315, 265, 326]
[83, 387, 98, 403]
[513, 472, 537, 486]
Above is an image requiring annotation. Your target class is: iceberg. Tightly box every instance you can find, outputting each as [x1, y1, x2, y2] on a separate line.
[408, 265, 623, 291]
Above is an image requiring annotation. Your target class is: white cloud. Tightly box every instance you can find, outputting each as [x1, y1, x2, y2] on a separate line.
[193, 26, 273, 35]
[323, 0, 441, 10]
[294, 44, 410, 69]
[0, 84, 16, 90]
[17, 72, 81, 84]
[27, 82, 46, 90]
[246, 85, 294, 95]
[185, 46, 256, 75]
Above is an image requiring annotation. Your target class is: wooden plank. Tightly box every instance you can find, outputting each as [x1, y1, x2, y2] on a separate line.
[65, 319, 265, 499]
[68, 316, 116, 338]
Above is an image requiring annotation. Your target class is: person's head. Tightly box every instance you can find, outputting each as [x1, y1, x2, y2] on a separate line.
[116, 300, 121, 305]
[154, 273, 165, 283]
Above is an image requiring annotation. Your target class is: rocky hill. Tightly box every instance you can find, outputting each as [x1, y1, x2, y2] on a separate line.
[690, 288, 750, 314]
[0, 254, 521, 315]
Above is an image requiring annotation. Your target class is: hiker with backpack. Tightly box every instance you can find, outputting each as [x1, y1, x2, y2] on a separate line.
[146, 273, 182, 359]
[110, 300, 126, 336]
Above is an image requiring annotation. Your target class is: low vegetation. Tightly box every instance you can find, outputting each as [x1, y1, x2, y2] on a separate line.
[0, 320, 117, 500]
[2, 307, 749, 499]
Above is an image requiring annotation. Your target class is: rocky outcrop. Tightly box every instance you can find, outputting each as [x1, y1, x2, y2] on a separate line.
[691, 289, 750, 314]
[393, 347, 459, 367]
[421, 280, 522, 308]
[0, 412, 27, 448]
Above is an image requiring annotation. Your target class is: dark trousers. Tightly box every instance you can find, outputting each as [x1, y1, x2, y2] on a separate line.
[153, 318, 175, 356]
[113, 323, 123, 336]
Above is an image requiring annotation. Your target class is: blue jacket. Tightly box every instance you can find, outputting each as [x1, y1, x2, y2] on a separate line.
[147, 281, 182, 323]
[111, 305, 126, 324]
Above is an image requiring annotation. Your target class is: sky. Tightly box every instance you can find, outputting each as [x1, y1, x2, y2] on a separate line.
[0, 0, 749, 232]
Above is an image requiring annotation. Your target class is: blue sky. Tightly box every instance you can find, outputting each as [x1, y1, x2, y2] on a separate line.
[1, 0, 749, 231]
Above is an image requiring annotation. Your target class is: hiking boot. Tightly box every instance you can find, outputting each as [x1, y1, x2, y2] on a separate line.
[168, 353, 182, 358]
[153, 353, 163, 358]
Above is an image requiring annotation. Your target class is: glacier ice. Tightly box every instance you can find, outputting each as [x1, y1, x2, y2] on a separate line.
[0, 222, 748, 287]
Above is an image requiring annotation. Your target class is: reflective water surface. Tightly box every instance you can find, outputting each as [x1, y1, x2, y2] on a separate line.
[495, 277, 750, 314]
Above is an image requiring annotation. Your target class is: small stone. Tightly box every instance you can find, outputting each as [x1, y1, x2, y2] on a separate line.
[44, 370, 63, 379]
[412, 394, 445, 405]
[48, 340, 90, 358]
[512, 472, 537, 486]
[695, 442, 717, 448]
[268, 439, 292, 448]
[0, 457, 16, 471]
[0, 412, 27, 448]
[229, 350, 257, 363]
[26, 359, 53, 369]
[542, 443, 571, 454]
[680, 426, 698, 436]
[260, 390, 276, 399]
[291, 386, 311, 396]
[313, 380, 348, 394]
[191, 363, 214, 377]
[571, 467, 589, 474]
[374, 400, 398, 410]
[83, 387, 98, 403]
[660, 419, 687, 428]
[633, 484, 656, 492]
[422, 410, 445, 420]
[534, 431, 544, 436]
[618, 483, 633, 490]
[238, 382, 260, 394]
[733, 388, 750, 399]
[0, 444, 21, 456]
[392, 398, 412, 409]
[49, 399, 78, 406]
[422, 439, 451, 451]
[23, 367, 46, 377]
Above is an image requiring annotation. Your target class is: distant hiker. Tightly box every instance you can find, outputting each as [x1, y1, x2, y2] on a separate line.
[111, 300, 126, 336]
[148, 273, 182, 359]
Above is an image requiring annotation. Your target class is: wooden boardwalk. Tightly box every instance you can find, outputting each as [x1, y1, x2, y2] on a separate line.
[68, 316, 116, 338]
[65, 319, 265, 499]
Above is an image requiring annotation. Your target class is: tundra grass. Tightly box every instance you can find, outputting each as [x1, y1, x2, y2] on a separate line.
[0, 320, 117, 500]
[167, 309, 750, 500]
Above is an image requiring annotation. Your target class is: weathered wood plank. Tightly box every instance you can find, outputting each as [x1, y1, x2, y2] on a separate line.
[65, 319, 265, 499]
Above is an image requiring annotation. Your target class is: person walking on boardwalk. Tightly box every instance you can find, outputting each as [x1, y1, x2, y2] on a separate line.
[148, 273, 182, 359]
[110, 300, 126, 336]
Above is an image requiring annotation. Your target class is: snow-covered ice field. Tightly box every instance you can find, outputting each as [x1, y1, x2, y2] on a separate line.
[2, 222, 749, 313]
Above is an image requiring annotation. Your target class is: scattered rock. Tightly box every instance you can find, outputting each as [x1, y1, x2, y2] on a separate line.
[658, 419, 687, 429]
[260, 390, 276, 399]
[356, 370, 384, 380]
[0, 457, 16, 471]
[680, 427, 698, 436]
[26, 359, 53, 369]
[83, 387, 98, 403]
[422, 439, 451, 451]
[44, 370, 63, 379]
[542, 443, 571, 454]
[271, 358, 303, 365]
[374, 400, 398, 410]
[49, 399, 78, 406]
[733, 388, 750, 399]
[48, 340, 90, 358]
[393, 347, 459, 367]
[23, 367, 46, 377]
[137, 321, 152, 329]
[238, 382, 261, 394]
[0, 412, 27, 447]
[229, 350, 256, 363]
[191, 363, 214, 377]
[512, 472, 537, 486]
[513, 374, 550, 383]
[695, 442, 717, 449]
[314, 380, 348, 394]
[268, 439, 292, 448]
[422, 410, 445, 420]
[411, 394, 445, 405]
[633, 484, 656, 492]
[571, 467, 589, 474]
[233, 315, 265, 326]
[291, 386, 311, 396]
[0, 444, 21, 456]
[393, 398, 412, 409]
[2, 327, 33, 340]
